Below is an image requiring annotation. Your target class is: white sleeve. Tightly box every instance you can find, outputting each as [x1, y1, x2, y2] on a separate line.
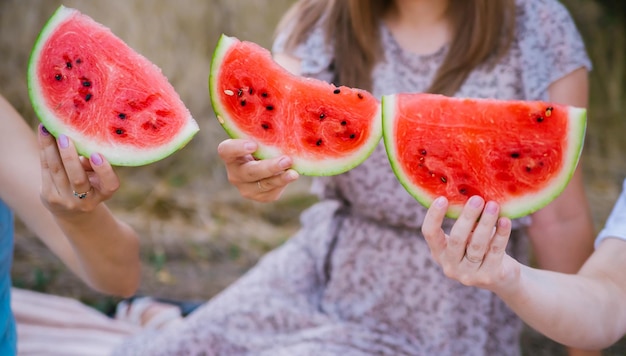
[594, 179, 626, 248]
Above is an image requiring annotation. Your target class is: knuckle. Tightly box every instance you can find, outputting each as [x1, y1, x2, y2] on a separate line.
[467, 242, 484, 253]
[447, 235, 463, 248]
[226, 171, 241, 185]
[71, 176, 88, 187]
[48, 164, 64, 175]
[458, 275, 476, 286]
[108, 180, 120, 192]
[441, 265, 457, 279]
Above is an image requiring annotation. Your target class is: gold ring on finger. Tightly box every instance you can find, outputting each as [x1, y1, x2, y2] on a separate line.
[73, 189, 91, 200]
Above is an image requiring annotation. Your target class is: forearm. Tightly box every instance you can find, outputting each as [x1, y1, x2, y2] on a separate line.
[53, 204, 141, 297]
[495, 264, 625, 349]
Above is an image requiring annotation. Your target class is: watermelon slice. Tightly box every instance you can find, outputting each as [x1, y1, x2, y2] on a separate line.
[209, 34, 382, 176]
[28, 6, 199, 166]
[382, 93, 587, 219]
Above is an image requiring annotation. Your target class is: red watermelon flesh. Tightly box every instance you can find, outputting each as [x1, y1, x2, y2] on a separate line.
[383, 93, 586, 219]
[209, 34, 382, 176]
[28, 6, 199, 166]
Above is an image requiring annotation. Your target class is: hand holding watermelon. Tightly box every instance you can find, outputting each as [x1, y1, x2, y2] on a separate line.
[38, 124, 121, 217]
[217, 138, 299, 202]
[421, 195, 520, 293]
[28, 6, 199, 167]
[209, 35, 382, 177]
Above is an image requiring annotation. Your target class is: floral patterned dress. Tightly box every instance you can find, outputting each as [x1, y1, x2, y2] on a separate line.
[114, 0, 591, 355]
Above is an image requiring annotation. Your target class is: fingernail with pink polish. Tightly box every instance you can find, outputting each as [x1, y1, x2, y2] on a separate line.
[40, 124, 49, 136]
[278, 157, 291, 169]
[434, 196, 447, 208]
[91, 153, 103, 166]
[285, 170, 299, 181]
[244, 142, 256, 152]
[469, 195, 483, 208]
[58, 134, 69, 148]
[485, 201, 498, 215]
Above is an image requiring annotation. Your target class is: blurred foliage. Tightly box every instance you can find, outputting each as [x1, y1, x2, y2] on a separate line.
[594, 0, 626, 23]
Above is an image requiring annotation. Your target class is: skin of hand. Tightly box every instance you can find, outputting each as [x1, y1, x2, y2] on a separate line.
[423, 196, 626, 350]
[216, 53, 302, 203]
[37, 125, 141, 296]
[217, 139, 299, 202]
[0, 95, 140, 297]
[421, 196, 520, 291]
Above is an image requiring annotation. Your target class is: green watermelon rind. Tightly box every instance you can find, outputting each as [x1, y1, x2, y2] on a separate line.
[209, 34, 383, 176]
[382, 94, 587, 219]
[27, 5, 200, 167]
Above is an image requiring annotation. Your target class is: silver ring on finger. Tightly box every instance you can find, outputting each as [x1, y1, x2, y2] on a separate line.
[464, 252, 483, 264]
[73, 187, 92, 200]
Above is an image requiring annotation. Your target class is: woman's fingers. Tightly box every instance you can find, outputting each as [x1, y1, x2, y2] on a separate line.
[448, 196, 485, 263]
[88, 152, 120, 198]
[421, 197, 450, 258]
[55, 134, 92, 199]
[464, 200, 500, 265]
[218, 138, 299, 201]
[38, 125, 119, 210]
[482, 216, 512, 267]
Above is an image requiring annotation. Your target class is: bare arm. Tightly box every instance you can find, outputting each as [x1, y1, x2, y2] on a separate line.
[422, 197, 626, 349]
[0, 95, 140, 297]
[525, 67, 597, 356]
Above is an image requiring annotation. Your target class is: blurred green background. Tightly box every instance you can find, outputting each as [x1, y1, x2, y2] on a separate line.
[1, 1, 624, 354]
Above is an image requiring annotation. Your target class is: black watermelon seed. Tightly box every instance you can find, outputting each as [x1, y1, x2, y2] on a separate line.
[420, 149, 427, 155]
[54, 74, 62, 81]
[76, 59, 82, 64]
[349, 134, 355, 139]
[319, 113, 325, 119]
[440, 176, 447, 183]
[85, 93, 92, 102]
[511, 152, 520, 158]
[237, 89, 243, 97]
[525, 166, 532, 172]
[340, 120, 347, 126]
[115, 128, 124, 135]
[240, 100, 246, 106]
[537, 116, 544, 123]
[261, 123, 269, 130]
[249, 88, 254, 95]
[266, 105, 274, 111]
[316, 139, 322, 146]
[118, 113, 127, 119]
[261, 92, 268, 97]
[333, 89, 340, 94]
[66, 61, 72, 69]
[357, 93, 363, 99]
[459, 188, 467, 195]
[82, 81, 91, 87]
